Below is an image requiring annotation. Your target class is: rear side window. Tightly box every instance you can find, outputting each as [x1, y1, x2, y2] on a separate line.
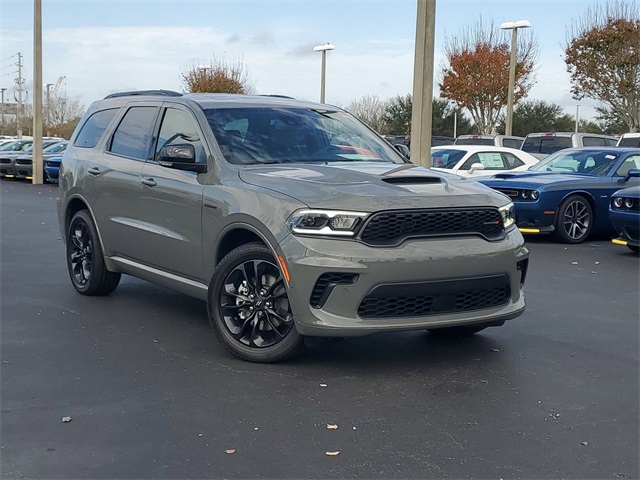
[583, 137, 607, 147]
[108, 106, 158, 160]
[502, 139, 522, 149]
[74, 109, 118, 148]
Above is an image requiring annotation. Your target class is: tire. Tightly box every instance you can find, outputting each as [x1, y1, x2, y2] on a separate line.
[553, 195, 593, 244]
[428, 325, 489, 336]
[208, 242, 304, 363]
[66, 210, 121, 296]
[628, 245, 640, 254]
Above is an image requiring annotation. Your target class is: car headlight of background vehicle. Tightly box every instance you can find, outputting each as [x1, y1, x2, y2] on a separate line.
[499, 203, 516, 230]
[287, 210, 368, 237]
[613, 197, 624, 208]
[519, 189, 539, 201]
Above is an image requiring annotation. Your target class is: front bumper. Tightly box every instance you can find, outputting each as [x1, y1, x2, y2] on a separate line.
[610, 209, 640, 247]
[15, 162, 32, 179]
[279, 230, 528, 336]
[513, 201, 556, 233]
[0, 158, 18, 177]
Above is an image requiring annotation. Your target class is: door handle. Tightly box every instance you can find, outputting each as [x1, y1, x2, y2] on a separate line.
[87, 167, 101, 176]
[141, 177, 157, 187]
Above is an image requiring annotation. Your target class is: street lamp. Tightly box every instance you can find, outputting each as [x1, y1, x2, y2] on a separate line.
[575, 104, 580, 133]
[0, 87, 6, 133]
[500, 20, 531, 136]
[313, 43, 335, 103]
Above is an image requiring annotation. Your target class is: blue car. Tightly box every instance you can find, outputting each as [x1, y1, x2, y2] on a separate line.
[478, 148, 640, 243]
[44, 155, 63, 183]
[610, 186, 640, 253]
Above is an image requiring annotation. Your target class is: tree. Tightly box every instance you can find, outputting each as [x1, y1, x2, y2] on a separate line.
[181, 57, 254, 94]
[496, 100, 574, 136]
[565, 2, 640, 132]
[431, 98, 473, 136]
[595, 105, 630, 134]
[383, 94, 412, 135]
[346, 95, 389, 134]
[439, 19, 537, 134]
[46, 78, 84, 138]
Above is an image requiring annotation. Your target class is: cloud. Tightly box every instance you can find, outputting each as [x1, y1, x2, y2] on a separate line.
[287, 42, 321, 57]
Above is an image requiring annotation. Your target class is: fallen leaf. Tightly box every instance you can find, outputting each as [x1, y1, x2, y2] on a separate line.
[224, 449, 236, 454]
[571, 262, 579, 265]
[326, 424, 338, 430]
[490, 348, 500, 352]
[594, 261, 600, 265]
[61, 416, 72, 423]
[198, 433, 204, 437]
[325, 451, 340, 456]
[581, 441, 588, 446]
[320, 384, 328, 387]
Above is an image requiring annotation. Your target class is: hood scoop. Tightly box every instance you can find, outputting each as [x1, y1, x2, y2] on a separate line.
[381, 176, 442, 185]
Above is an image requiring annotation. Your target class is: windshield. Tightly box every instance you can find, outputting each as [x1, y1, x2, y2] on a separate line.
[44, 142, 67, 153]
[204, 107, 402, 165]
[530, 149, 620, 176]
[430, 149, 467, 168]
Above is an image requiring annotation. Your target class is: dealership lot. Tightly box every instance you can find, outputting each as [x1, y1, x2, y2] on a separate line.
[1, 181, 638, 479]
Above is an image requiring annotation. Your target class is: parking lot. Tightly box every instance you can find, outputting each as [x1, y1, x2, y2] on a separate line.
[1, 180, 638, 479]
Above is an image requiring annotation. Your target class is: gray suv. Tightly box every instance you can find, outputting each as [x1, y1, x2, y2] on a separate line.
[58, 90, 529, 363]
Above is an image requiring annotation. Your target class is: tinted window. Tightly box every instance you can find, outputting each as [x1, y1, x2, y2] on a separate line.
[44, 142, 67, 153]
[205, 107, 400, 165]
[74, 109, 118, 149]
[523, 136, 572, 154]
[456, 137, 494, 146]
[430, 149, 467, 168]
[109, 106, 158, 160]
[502, 139, 522, 149]
[605, 138, 618, 146]
[618, 137, 640, 147]
[156, 108, 205, 163]
[582, 137, 606, 147]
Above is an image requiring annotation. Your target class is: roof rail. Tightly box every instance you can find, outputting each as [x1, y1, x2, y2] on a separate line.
[258, 94, 295, 99]
[104, 90, 183, 99]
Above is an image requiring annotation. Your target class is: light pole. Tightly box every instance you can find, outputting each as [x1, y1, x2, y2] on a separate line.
[45, 83, 54, 137]
[313, 43, 335, 103]
[500, 20, 531, 136]
[575, 104, 580, 133]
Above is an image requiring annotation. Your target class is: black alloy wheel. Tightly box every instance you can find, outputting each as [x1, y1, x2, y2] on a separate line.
[66, 210, 120, 295]
[554, 195, 593, 244]
[208, 243, 303, 363]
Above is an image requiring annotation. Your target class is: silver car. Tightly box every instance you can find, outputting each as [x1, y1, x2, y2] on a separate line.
[58, 91, 528, 363]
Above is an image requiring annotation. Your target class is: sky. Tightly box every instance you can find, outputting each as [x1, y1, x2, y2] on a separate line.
[0, 0, 603, 123]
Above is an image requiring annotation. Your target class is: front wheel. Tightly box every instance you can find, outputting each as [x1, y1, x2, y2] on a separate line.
[66, 210, 121, 295]
[553, 195, 593, 244]
[208, 243, 304, 363]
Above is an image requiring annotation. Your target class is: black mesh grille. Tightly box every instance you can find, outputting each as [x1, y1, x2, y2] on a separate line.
[0, 158, 10, 164]
[16, 158, 32, 165]
[310, 272, 359, 308]
[360, 208, 505, 246]
[357, 276, 511, 319]
[517, 259, 529, 288]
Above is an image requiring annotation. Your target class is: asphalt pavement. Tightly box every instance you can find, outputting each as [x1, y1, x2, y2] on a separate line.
[1, 180, 638, 479]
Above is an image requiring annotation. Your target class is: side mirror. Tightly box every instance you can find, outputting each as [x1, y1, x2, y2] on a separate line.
[158, 144, 207, 173]
[394, 143, 410, 159]
[469, 162, 485, 174]
[624, 168, 640, 181]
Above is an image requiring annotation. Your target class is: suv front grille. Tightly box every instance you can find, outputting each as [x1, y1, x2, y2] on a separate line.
[357, 275, 511, 319]
[359, 208, 505, 246]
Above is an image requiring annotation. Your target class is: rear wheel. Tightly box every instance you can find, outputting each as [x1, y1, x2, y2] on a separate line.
[553, 195, 593, 244]
[66, 210, 121, 295]
[208, 243, 304, 363]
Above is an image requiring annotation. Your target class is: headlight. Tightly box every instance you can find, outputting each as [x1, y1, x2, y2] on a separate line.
[521, 191, 530, 199]
[287, 210, 368, 237]
[499, 203, 516, 230]
[624, 198, 634, 209]
[613, 197, 624, 208]
[530, 190, 539, 201]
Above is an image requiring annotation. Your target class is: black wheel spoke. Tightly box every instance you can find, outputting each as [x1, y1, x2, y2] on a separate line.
[265, 315, 286, 338]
